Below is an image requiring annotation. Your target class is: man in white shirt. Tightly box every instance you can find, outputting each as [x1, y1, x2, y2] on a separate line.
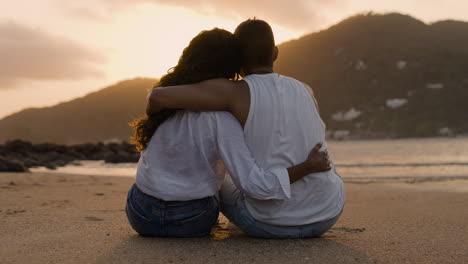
[146, 19, 345, 238]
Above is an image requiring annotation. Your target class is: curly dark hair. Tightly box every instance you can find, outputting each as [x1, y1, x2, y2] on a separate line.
[130, 28, 241, 151]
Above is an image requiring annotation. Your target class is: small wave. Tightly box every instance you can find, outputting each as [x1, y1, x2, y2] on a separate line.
[335, 162, 468, 168]
[343, 175, 468, 181]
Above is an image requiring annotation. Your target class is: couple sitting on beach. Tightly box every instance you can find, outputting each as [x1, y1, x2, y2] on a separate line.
[126, 19, 345, 238]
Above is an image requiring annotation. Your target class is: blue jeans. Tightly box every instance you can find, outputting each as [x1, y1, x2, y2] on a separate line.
[126, 184, 219, 237]
[220, 178, 342, 238]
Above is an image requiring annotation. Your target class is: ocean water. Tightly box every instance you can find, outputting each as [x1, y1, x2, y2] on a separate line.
[31, 161, 137, 177]
[328, 137, 468, 179]
[31, 137, 468, 180]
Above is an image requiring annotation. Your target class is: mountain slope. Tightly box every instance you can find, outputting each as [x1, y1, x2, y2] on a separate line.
[0, 78, 155, 144]
[276, 13, 468, 137]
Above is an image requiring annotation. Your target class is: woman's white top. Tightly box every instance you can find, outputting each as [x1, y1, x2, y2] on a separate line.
[242, 73, 345, 226]
[136, 111, 291, 201]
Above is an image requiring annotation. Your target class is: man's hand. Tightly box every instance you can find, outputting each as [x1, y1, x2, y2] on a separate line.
[305, 143, 331, 173]
[145, 79, 236, 116]
[145, 79, 250, 125]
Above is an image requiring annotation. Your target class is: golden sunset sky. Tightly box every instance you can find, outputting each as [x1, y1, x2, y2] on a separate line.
[0, 0, 466, 118]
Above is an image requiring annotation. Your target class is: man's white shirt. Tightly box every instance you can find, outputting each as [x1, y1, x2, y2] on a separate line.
[241, 73, 345, 226]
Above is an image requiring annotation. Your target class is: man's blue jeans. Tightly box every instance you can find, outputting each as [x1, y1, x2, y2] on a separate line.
[220, 178, 342, 238]
[126, 184, 219, 237]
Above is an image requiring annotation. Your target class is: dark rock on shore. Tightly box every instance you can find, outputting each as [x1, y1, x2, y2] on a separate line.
[0, 140, 140, 172]
[0, 157, 29, 172]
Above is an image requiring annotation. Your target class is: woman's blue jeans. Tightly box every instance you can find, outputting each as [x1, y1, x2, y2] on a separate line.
[125, 184, 219, 237]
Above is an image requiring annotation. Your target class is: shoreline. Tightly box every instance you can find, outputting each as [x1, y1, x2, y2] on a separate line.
[1, 172, 467, 263]
[19, 169, 468, 183]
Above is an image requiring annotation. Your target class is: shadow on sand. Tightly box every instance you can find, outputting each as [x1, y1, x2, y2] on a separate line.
[96, 220, 377, 264]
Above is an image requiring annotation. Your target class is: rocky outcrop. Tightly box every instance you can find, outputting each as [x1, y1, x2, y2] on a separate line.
[0, 140, 140, 172]
[0, 156, 29, 172]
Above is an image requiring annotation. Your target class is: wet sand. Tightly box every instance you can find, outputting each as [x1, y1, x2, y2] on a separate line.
[1, 172, 467, 263]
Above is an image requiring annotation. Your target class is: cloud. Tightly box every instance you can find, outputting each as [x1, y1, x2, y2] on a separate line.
[65, 6, 108, 21]
[95, 0, 344, 31]
[0, 21, 106, 89]
[53, 1, 110, 22]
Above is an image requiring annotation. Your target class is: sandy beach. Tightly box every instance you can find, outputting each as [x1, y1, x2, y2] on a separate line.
[1, 172, 467, 264]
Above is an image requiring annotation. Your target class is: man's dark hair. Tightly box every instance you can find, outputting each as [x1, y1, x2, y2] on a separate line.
[234, 18, 275, 68]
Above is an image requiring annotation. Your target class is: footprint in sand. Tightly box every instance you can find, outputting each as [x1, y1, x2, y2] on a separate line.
[329, 227, 366, 233]
[84, 216, 104, 221]
[40, 200, 72, 208]
[0, 181, 17, 189]
[5, 209, 26, 215]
